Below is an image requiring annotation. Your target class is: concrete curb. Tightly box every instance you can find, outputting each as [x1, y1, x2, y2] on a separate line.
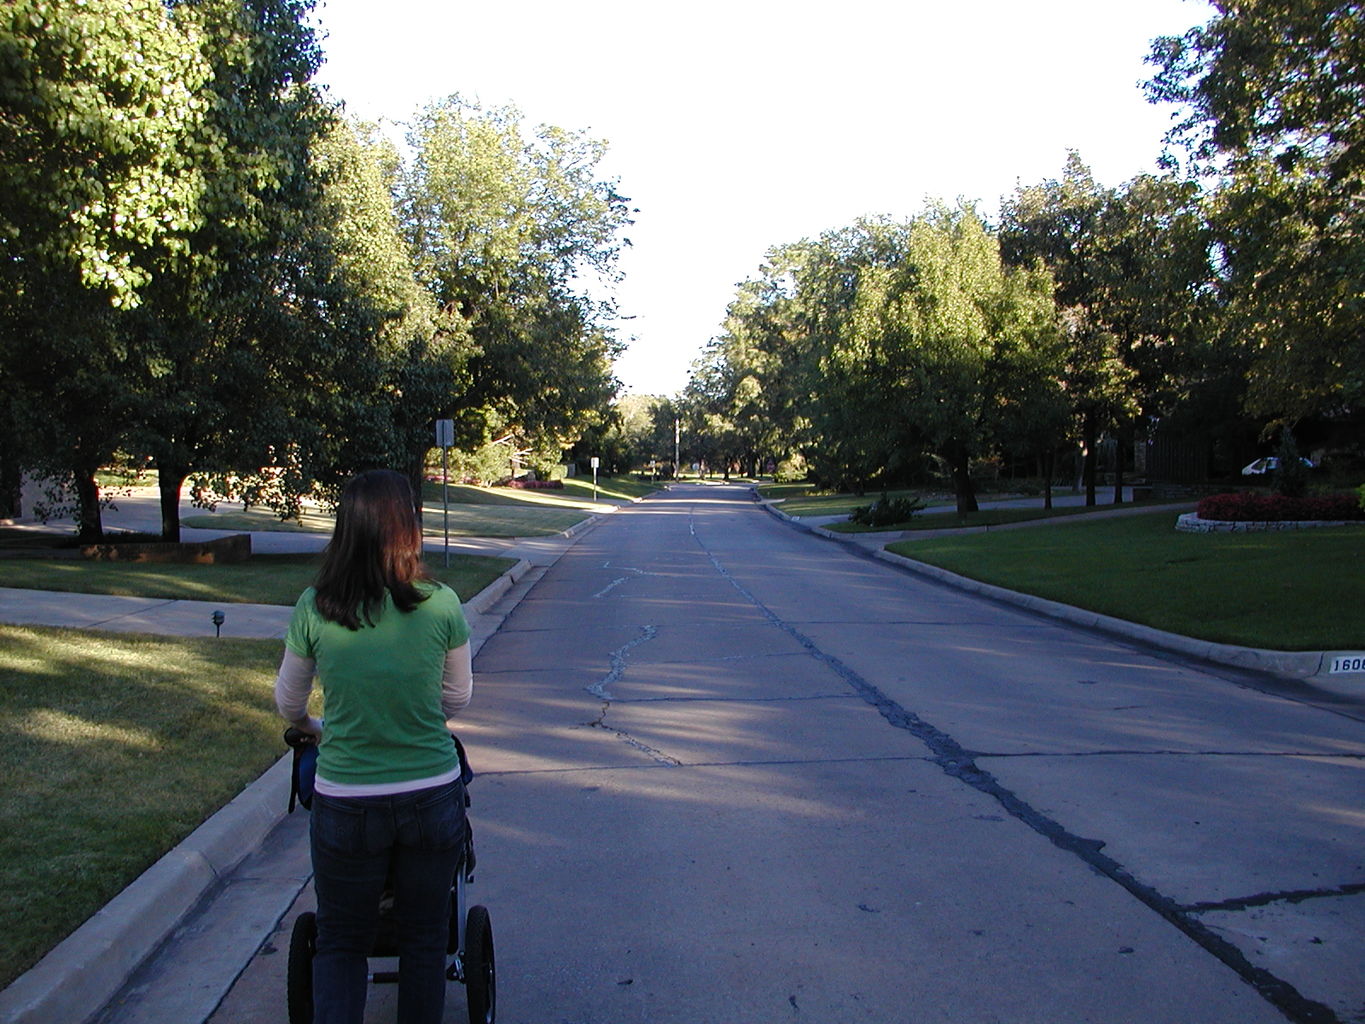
[869, 547, 1326, 680]
[461, 558, 533, 616]
[0, 557, 533, 1024]
[756, 493, 1347, 685]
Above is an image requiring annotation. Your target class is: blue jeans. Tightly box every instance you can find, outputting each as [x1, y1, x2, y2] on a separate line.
[310, 780, 466, 1024]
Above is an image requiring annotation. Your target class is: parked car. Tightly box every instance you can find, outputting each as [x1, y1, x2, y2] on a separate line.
[1240, 456, 1314, 476]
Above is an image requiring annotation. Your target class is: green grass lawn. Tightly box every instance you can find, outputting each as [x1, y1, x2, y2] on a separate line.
[0, 627, 285, 989]
[420, 476, 657, 506]
[182, 500, 586, 538]
[557, 475, 660, 503]
[756, 482, 819, 503]
[888, 511, 1365, 651]
[0, 552, 517, 606]
[176, 477, 657, 538]
[824, 501, 1191, 533]
[761, 484, 957, 518]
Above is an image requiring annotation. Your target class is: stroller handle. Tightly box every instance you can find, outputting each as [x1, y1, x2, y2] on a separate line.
[284, 726, 318, 749]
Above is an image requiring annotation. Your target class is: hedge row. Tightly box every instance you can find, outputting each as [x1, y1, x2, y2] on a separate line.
[1196, 492, 1364, 522]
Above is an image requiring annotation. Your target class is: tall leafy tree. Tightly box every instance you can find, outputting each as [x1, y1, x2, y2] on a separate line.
[401, 97, 631, 461]
[1000, 155, 1213, 502]
[703, 209, 1062, 509]
[865, 206, 1061, 513]
[295, 117, 469, 499]
[0, 0, 210, 533]
[1000, 154, 1128, 504]
[1146, 0, 1365, 422]
[125, 0, 347, 539]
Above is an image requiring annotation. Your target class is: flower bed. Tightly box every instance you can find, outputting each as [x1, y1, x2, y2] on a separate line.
[1196, 492, 1364, 523]
[500, 479, 564, 490]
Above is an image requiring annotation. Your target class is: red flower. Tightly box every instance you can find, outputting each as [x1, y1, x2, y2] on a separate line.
[1196, 492, 1363, 522]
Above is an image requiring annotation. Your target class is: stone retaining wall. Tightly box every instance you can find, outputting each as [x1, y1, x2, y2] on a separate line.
[80, 533, 252, 563]
[1176, 512, 1358, 534]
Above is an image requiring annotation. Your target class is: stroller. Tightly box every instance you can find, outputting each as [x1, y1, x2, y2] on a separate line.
[283, 728, 496, 1024]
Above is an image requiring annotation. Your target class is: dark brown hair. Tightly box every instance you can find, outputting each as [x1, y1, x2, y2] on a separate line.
[314, 470, 432, 629]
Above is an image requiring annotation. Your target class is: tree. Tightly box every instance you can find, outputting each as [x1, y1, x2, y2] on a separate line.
[0, 0, 211, 535]
[0, 0, 209, 311]
[570, 392, 664, 474]
[293, 118, 470, 501]
[122, 0, 346, 539]
[686, 274, 799, 481]
[1000, 155, 1213, 503]
[401, 97, 632, 461]
[697, 209, 1064, 508]
[1000, 155, 1129, 504]
[1146, 0, 1365, 423]
[866, 206, 1061, 513]
[0, 0, 375, 540]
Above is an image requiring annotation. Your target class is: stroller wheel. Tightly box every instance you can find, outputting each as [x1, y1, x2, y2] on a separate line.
[287, 911, 317, 1024]
[464, 904, 495, 1024]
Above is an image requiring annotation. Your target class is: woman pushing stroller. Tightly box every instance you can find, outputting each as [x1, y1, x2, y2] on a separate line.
[275, 468, 475, 1024]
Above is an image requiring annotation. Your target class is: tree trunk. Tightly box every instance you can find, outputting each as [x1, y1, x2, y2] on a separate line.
[1082, 410, 1098, 507]
[158, 467, 187, 542]
[0, 452, 21, 518]
[951, 444, 978, 515]
[74, 470, 103, 542]
[406, 455, 427, 526]
[1042, 447, 1054, 510]
[1113, 433, 1126, 505]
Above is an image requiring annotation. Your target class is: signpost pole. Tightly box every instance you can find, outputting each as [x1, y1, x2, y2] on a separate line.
[436, 420, 455, 568]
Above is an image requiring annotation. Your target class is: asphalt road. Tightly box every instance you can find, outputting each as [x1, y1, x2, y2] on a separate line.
[199, 481, 1365, 1023]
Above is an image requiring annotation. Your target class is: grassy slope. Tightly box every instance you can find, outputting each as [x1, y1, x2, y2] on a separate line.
[889, 511, 1365, 651]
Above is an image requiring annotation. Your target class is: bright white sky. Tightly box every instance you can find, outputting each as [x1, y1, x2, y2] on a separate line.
[308, 0, 1213, 398]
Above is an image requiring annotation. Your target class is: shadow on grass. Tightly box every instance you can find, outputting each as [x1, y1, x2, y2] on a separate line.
[0, 626, 284, 989]
[0, 553, 517, 606]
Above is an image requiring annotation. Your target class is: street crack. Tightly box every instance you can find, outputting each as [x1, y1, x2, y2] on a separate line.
[1185, 882, 1365, 915]
[593, 563, 649, 599]
[586, 624, 657, 701]
[583, 625, 680, 766]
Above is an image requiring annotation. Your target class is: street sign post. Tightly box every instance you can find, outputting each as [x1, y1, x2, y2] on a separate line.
[436, 419, 455, 567]
[591, 456, 600, 501]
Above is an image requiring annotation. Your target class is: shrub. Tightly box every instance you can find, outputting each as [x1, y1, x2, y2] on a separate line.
[1272, 427, 1309, 497]
[850, 495, 925, 527]
[447, 442, 515, 487]
[1197, 492, 1364, 522]
[774, 454, 809, 484]
[528, 461, 569, 482]
[500, 478, 564, 490]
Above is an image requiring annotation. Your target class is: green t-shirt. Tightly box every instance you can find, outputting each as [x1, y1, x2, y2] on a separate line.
[285, 582, 471, 786]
